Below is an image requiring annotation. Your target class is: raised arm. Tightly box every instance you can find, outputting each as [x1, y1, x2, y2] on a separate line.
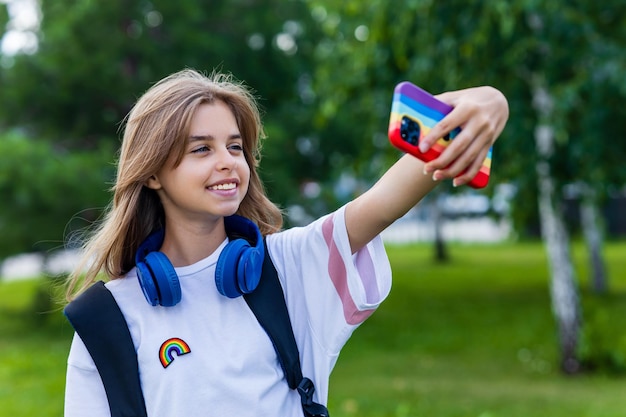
[345, 86, 509, 253]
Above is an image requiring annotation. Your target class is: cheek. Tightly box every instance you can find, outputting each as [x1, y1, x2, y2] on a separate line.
[237, 158, 252, 191]
[240, 157, 252, 182]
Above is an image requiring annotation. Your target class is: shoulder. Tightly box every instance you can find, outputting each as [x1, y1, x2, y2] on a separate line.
[105, 271, 146, 306]
[267, 204, 387, 265]
[266, 206, 343, 254]
[267, 204, 392, 313]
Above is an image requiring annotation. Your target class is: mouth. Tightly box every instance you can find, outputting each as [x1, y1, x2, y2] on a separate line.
[207, 182, 237, 191]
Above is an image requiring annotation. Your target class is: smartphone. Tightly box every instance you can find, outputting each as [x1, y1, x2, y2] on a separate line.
[388, 81, 492, 188]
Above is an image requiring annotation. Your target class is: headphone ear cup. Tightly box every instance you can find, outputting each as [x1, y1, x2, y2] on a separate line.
[217, 215, 265, 299]
[136, 229, 181, 307]
[137, 261, 160, 306]
[144, 252, 181, 307]
[237, 245, 263, 294]
[215, 239, 248, 298]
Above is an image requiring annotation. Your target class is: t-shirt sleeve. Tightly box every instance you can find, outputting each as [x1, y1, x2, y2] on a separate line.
[266, 204, 392, 355]
[64, 333, 111, 417]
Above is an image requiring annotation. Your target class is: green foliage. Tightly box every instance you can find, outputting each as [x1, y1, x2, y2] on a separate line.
[0, 131, 114, 259]
[0, 0, 343, 222]
[0, 3, 8, 34]
[0, 0, 318, 146]
[2, 0, 626, 239]
[306, 0, 626, 230]
[0, 0, 335, 252]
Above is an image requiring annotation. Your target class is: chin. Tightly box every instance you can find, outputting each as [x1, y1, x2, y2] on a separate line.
[217, 204, 243, 218]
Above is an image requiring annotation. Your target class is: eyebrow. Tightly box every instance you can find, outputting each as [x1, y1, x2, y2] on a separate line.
[188, 133, 242, 141]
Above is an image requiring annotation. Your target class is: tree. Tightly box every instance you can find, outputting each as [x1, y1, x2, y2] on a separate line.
[0, 0, 329, 198]
[0, 0, 315, 144]
[0, 132, 114, 262]
[0, 0, 333, 259]
[530, 75, 581, 373]
[0, 3, 8, 36]
[305, 0, 626, 372]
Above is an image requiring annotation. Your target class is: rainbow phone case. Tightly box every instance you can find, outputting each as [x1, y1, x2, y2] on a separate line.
[388, 81, 492, 188]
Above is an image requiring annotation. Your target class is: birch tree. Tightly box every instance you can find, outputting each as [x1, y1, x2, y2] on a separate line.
[530, 76, 581, 372]
[580, 186, 607, 294]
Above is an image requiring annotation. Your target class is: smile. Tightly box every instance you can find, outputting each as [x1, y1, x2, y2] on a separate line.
[207, 182, 237, 191]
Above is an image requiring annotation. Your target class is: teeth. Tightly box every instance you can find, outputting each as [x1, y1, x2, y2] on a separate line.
[209, 183, 236, 190]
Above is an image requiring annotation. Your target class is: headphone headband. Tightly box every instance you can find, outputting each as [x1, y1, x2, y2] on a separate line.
[224, 215, 262, 247]
[135, 215, 265, 306]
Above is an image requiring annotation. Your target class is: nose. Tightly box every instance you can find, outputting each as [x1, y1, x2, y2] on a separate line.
[216, 147, 237, 171]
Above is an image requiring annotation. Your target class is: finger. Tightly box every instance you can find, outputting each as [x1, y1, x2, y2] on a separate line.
[428, 104, 496, 169]
[433, 140, 484, 182]
[451, 146, 490, 187]
[419, 106, 469, 153]
[432, 128, 490, 181]
[424, 124, 478, 173]
[448, 124, 492, 175]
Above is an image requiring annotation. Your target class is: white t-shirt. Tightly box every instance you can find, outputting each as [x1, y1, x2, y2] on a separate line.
[64, 206, 392, 417]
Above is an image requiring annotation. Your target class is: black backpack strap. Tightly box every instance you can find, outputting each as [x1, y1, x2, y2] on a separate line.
[64, 281, 147, 417]
[244, 241, 330, 417]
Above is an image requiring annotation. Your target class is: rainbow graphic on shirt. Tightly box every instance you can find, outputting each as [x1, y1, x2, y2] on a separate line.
[159, 337, 191, 368]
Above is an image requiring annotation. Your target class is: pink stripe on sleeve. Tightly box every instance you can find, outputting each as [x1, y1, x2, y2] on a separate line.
[322, 215, 376, 325]
[354, 248, 380, 304]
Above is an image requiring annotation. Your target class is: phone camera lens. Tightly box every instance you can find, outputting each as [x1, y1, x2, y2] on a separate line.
[400, 116, 420, 145]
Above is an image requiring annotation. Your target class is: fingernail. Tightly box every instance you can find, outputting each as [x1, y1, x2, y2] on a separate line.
[419, 142, 429, 153]
[432, 172, 441, 181]
[452, 179, 459, 187]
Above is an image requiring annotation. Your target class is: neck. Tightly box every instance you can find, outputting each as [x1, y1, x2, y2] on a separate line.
[159, 217, 227, 267]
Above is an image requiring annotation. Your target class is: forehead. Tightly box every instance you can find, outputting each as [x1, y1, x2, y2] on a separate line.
[188, 100, 239, 136]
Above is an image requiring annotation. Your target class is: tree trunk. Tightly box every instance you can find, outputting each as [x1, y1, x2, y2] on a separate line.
[433, 192, 448, 263]
[532, 79, 582, 374]
[579, 188, 608, 294]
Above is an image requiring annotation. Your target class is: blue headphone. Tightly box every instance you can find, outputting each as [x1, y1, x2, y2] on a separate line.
[135, 215, 265, 306]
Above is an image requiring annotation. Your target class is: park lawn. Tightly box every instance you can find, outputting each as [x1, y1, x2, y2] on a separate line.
[0, 278, 73, 417]
[328, 240, 626, 417]
[1, 241, 625, 417]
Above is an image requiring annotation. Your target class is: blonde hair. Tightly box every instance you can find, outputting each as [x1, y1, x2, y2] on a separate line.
[66, 69, 283, 300]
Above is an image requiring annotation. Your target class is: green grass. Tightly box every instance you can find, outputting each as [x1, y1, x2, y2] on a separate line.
[0, 278, 73, 417]
[328, 241, 626, 417]
[1, 241, 625, 417]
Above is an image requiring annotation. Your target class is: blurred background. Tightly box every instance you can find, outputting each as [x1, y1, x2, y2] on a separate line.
[1, 1, 625, 416]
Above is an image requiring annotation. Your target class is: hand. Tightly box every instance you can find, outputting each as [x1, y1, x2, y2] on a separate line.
[419, 86, 509, 187]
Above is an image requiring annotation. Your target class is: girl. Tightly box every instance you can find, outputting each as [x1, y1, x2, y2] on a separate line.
[64, 69, 508, 416]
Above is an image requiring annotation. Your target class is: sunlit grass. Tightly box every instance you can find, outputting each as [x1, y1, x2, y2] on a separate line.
[0, 279, 72, 417]
[328, 240, 626, 417]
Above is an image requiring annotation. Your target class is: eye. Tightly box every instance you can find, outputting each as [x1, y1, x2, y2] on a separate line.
[228, 142, 244, 152]
[191, 145, 210, 154]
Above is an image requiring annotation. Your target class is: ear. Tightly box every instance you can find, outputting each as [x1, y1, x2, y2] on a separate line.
[145, 175, 162, 190]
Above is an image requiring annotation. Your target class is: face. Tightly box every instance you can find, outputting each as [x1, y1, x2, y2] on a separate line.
[147, 100, 250, 226]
